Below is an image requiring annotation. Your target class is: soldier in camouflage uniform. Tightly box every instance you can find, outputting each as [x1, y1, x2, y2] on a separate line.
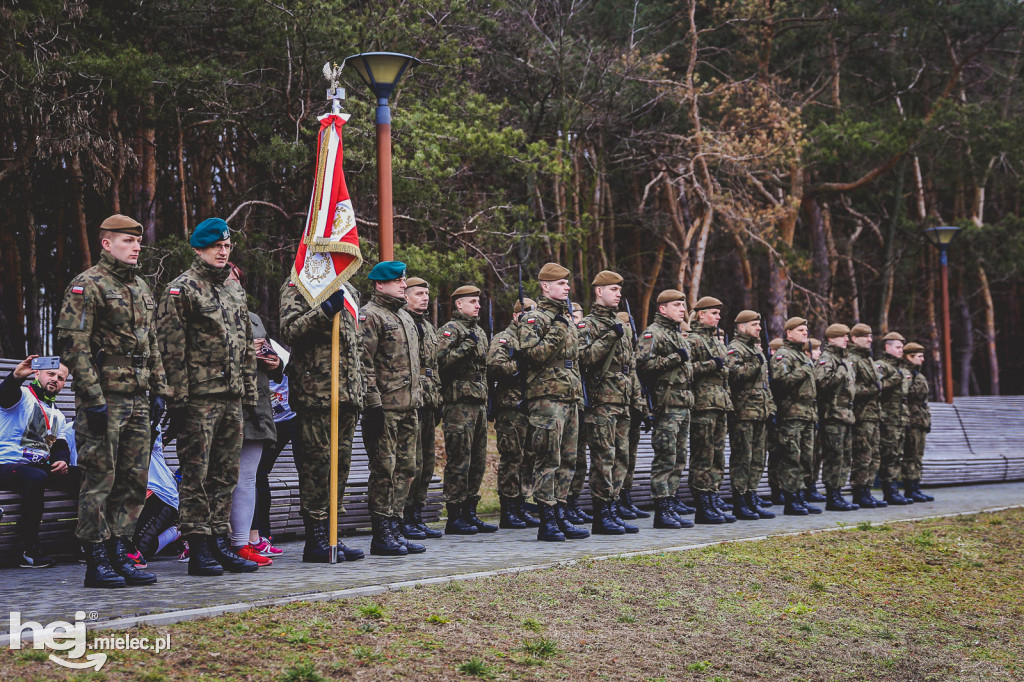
[847, 323, 887, 509]
[802, 337, 828, 503]
[157, 218, 259, 576]
[401, 277, 444, 539]
[57, 214, 168, 588]
[279, 274, 365, 563]
[813, 324, 859, 511]
[770, 316, 821, 516]
[566, 302, 592, 525]
[520, 262, 588, 541]
[437, 285, 497, 535]
[617, 310, 651, 520]
[901, 342, 934, 502]
[637, 290, 699, 528]
[876, 331, 914, 505]
[488, 296, 540, 529]
[725, 310, 776, 521]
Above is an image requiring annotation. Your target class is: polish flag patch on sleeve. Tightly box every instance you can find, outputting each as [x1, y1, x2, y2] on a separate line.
[643, 332, 653, 339]
[169, 287, 181, 295]
[442, 330, 452, 337]
[728, 349, 737, 355]
[498, 338, 507, 344]
[71, 285, 84, 295]
[526, 317, 536, 324]
[577, 322, 586, 329]
[287, 281, 296, 287]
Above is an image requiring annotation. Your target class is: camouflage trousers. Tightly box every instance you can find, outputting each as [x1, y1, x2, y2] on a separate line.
[651, 407, 690, 499]
[408, 406, 438, 508]
[366, 409, 419, 518]
[74, 393, 151, 543]
[526, 399, 579, 506]
[176, 396, 244, 536]
[807, 431, 822, 487]
[818, 421, 853, 490]
[774, 418, 814, 493]
[586, 404, 630, 502]
[766, 420, 780, 490]
[569, 419, 589, 498]
[442, 402, 488, 503]
[902, 426, 927, 481]
[292, 405, 357, 521]
[496, 407, 532, 499]
[728, 418, 768, 494]
[624, 419, 641, 492]
[877, 421, 906, 483]
[849, 420, 881, 487]
[688, 409, 725, 494]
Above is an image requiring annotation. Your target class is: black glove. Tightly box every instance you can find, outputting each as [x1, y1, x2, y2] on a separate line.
[84, 404, 108, 434]
[435, 405, 443, 423]
[362, 405, 386, 444]
[244, 404, 259, 426]
[641, 415, 654, 433]
[712, 356, 724, 370]
[553, 314, 569, 326]
[768, 412, 777, 426]
[676, 346, 689, 362]
[612, 323, 625, 337]
[630, 407, 643, 428]
[149, 395, 166, 440]
[319, 289, 347, 318]
[467, 331, 478, 343]
[164, 404, 188, 442]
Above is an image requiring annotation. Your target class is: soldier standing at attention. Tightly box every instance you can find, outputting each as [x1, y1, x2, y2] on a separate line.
[725, 310, 776, 521]
[278, 274, 366, 563]
[157, 218, 259, 576]
[813, 324, 859, 511]
[488, 297, 540, 529]
[876, 331, 913, 506]
[770, 317, 821, 516]
[401, 277, 444, 539]
[617, 311, 651, 520]
[520, 263, 589, 542]
[901, 343, 934, 502]
[57, 214, 168, 588]
[565, 301, 593, 526]
[437, 285, 497, 535]
[359, 261, 425, 556]
[847, 324, 887, 509]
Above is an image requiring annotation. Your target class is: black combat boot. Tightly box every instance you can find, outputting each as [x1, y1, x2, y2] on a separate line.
[132, 500, 177, 559]
[712, 492, 733, 511]
[210, 534, 259, 572]
[882, 480, 912, 505]
[592, 499, 627, 535]
[444, 502, 479, 535]
[608, 499, 639, 533]
[747, 491, 776, 519]
[537, 503, 566, 542]
[868, 487, 888, 507]
[370, 514, 407, 556]
[464, 498, 499, 533]
[187, 534, 224, 576]
[517, 497, 541, 527]
[615, 496, 638, 520]
[694, 493, 726, 525]
[84, 541, 127, 588]
[804, 481, 827, 503]
[852, 485, 876, 508]
[653, 498, 683, 529]
[302, 517, 330, 563]
[391, 518, 426, 554]
[757, 491, 774, 508]
[797, 489, 822, 514]
[413, 505, 444, 539]
[555, 502, 591, 539]
[905, 479, 932, 502]
[401, 506, 428, 539]
[499, 496, 528, 529]
[621, 489, 651, 518]
[771, 486, 785, 506]
[338, 541, 365, 561]
[108, 536, 158, 585]
[783, 491, 809, 516]
[566, 495, 592, 523]
[825, 487, 857, 511]
[672, 495, 696, 515]
[731, 492, 760, 520]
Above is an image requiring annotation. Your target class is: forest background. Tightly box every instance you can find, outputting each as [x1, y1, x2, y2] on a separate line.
[3, 0, 1024, 398]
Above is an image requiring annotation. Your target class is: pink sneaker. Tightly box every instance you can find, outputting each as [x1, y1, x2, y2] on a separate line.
[177, 541, 190, 563]
[252, 536, 283, 557]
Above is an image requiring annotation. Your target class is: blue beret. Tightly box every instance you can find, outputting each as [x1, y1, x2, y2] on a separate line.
[190, 218, 231, 248]
[368, 260, 407, 281]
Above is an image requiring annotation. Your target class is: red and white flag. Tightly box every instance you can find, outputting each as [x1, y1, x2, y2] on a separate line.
[291, 113, 363, 318]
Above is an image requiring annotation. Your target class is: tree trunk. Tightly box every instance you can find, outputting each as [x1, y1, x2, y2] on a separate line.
[977, 266, 999, 395]
[638, 243, 666, 331]
[69, 152, 92, 270]
[24, 170, 40, 354]
[957, 279, 974, 397]
[767, 254, 788, 340]
[877, 160, 906, 333]
[924, 248, 943, 401]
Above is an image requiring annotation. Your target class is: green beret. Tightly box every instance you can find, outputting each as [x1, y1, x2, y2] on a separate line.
[190, 218, 231, 248]
[368, 260, 407, 281]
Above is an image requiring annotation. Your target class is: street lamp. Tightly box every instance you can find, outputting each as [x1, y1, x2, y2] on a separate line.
[345, 52, 420, 261]
[923, 225, 961, 404]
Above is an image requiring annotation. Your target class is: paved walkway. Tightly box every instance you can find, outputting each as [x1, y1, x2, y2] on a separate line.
[2, 481, 1021, 639]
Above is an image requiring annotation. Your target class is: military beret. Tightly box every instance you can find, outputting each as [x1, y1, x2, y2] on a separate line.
[405, 277, 428, 290]
[452, 285, 481, 300]
[616, 311, 630, 324]
[784, 316, 808, 332]
[903, 342, 925, 354]
[734, 310, 760, 324]
[514, 297, 537, 314]
[850, 323, 873, 337]
[538, 262, 570, 281]
[809, 338, 821, 350]
[368, 260, 407, 281]
[657, 289, 686, 304]
[769, 337, 783, 351]
[825, 323, 851, 338]
[882, 331, 906, 342]
[692, 296, 723, 311]
[591, 270, 623, 287]
[99, 214, 143, 237]
[190, 217, 231, 248]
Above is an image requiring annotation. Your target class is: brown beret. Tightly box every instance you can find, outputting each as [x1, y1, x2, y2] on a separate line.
[452, 285, 481, 300]
[882, 331, 905, 342]
[825, 323, 851, 338]
[850, 323, 872, 337]
[538, 262, 570, 281]
[784, 316, 808, 332]
[657, 289, 686, 305]
[769, 337, 783, 351]
[513, 297, 537, 314]
[903, 342, 925, 354]
[809, 338, 821, 350]
[734, 310, 761, 325]
[693, 296, 723, 311]
[591, 270, 623, 287]
[616, 311, 630, 324]
[99, 214, 143, 237]
[405, 277, 428, 290]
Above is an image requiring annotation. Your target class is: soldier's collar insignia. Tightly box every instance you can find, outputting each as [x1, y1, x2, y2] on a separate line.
[71, 285, 84, 295]
[169, 287, 181, 295]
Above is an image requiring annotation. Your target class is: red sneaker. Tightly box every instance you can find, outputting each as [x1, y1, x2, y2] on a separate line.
[235, 544, 273, 566]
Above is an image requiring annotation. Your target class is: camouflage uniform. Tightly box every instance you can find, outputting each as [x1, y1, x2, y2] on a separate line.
[623, 335, 647, 493]
[437, 311, 489, 504]
[813, 344, 856, 490]
[848, 345, 883, 487]
[360, 291, 421, 518]
[569, 410, 589, 499]
[902, 361, 931, 481]
[687, 321, 732, 494]
[637, 313, 693, 499]
[520, 297, 583, 506]
[279, 280, 365, 522]
[725, 332, 775, 494]
[157, 256, 257, 536]
[56, 250, 169, 542]
[407, 308, 441, 508]
[770, 340, 817, 493]
[488, 322, 532, 499]
[876, 353, 910, 483]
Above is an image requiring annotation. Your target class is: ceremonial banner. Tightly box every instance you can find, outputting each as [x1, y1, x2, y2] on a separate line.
[291, 112, 363, 317]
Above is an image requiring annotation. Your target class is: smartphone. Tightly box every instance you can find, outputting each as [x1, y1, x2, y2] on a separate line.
[257, 346, 278, 359]
[30, 356, 61, 371]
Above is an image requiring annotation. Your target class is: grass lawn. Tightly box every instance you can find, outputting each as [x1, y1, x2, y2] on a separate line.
[4, 509, 1022, 680]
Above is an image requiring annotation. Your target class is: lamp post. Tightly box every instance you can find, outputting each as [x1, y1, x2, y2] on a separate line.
[345, 52, 420, 261]
[923, 225, 961, 404]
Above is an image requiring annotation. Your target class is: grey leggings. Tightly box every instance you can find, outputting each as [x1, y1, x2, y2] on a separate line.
[230, 440, 266, 547]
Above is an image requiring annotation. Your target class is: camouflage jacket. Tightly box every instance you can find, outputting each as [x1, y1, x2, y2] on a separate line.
[518, 297, 582, 403]
[688, 321, 733, 412]
[408, 308, 441, 408]
[770, 339, 817, 421]
[814, 343, 855, 425]
[848, 345, 882, 422]
[578, 304, 637, 406]
[726, 332, 775, 421]
[904, 359, 931, 431]
[636, 313, 693, 411]
[877, 353, 910, 426]
[488, 321, 524, 410]
[278, 280, 365, 411]
[360, 291, 421, 412]
[157, 256, 257, 405]
[437, 311, 488, 404]
[56, 250, 169, 406]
